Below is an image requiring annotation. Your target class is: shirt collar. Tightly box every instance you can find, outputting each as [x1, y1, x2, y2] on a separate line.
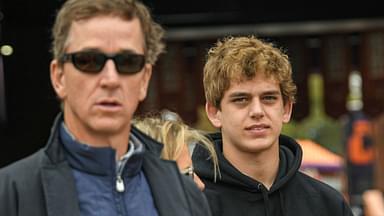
[60, 122, 145, 176]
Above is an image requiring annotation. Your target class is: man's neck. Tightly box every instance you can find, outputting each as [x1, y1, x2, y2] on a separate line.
[63, 122, 130, 159]
[223, 143, 280, 190]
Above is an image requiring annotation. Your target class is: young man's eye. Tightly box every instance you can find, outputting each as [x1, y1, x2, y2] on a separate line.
[232, 97, 248, 103]
[262, 95, 278, 103]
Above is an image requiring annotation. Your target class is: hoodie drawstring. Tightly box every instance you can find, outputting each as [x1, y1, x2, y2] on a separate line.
[258, 183, 270, 216]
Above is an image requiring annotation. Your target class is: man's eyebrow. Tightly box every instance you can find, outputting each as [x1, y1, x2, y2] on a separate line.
[119, 49, 139, 54]
[78, 48, 100, 52]
[78, 48, 140, 54]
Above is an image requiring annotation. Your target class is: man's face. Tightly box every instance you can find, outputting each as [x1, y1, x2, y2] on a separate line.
[206, 73, 292, 158]
[50, 16, 151, 143]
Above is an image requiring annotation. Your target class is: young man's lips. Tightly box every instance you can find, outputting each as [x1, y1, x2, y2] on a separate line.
[245, 125, 269, 137]
[245, 124, 269, 130]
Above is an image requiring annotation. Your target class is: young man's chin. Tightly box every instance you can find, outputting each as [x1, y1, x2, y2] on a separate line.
[239, 138, 276, 153]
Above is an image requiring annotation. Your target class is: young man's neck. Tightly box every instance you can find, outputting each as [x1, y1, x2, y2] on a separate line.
[223, 144, 280, 190]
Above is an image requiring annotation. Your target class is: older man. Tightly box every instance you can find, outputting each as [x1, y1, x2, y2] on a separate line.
[0, 0, 211, 215]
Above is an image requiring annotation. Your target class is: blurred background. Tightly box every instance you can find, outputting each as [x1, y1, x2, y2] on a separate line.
[1, 1, 384, 215]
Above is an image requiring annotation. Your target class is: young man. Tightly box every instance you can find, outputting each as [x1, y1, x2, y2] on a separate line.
[192, 36, 353, 216]
[0, 0, 211, 215]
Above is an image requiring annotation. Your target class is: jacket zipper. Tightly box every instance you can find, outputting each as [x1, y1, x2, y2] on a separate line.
[115, 142, 135, 193]
[116, 175, 125, 192]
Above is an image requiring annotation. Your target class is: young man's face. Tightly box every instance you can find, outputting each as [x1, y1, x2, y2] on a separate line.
[50, 16, 151, 144]
[206, 73, 292, 157]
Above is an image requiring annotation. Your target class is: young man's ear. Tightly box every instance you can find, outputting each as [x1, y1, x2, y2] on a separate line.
[205, 102, 222, 128]
[50, 59, 66, 100]
[282, 100, 293, 123]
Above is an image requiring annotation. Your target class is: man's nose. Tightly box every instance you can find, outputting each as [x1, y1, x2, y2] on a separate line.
[100, 59, 120, 88]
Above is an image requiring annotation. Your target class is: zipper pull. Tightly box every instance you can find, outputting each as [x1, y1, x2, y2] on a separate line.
[116, 175, 125, 192]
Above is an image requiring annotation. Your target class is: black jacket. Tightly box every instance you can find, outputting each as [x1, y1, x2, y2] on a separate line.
[192, 133, 353, 216]
[0, 113, 211, 216]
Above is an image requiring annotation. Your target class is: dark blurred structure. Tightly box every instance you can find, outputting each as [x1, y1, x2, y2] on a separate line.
[0, 9, 6, 128]
[143, 1, 383, 27]
[0, 1, 62, 167]
[137, 0, 384, 122]
[1, 1, 384, 172]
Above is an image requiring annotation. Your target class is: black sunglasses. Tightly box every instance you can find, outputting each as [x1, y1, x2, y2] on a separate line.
[60, 51, 146, 74]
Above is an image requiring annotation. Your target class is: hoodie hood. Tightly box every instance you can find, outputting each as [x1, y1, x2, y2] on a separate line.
[193, 133, 352, 216]
[193, 133, 302, 193]
[193, 132, 303, 216]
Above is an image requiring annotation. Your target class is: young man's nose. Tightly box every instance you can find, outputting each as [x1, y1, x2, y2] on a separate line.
[249, 99, 264, 119]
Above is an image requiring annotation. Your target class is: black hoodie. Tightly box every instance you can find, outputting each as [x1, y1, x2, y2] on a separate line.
[192, 133, 353, 216]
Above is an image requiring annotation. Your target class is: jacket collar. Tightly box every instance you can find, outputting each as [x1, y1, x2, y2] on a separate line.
[142, 153, 192, 216]
[40, 113, 79, 216]
[131, 126, 193, 216]
[44, 113, 67, 164]
[41, 161, 81, 216]
[41, 113, 193, 216]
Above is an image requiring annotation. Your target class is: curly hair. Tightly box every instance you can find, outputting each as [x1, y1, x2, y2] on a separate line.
[51, 0, 165, 65]
[204, 36, 297, 108]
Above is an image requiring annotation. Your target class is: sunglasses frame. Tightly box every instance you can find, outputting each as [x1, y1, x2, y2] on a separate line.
[60, 51, 146, 74]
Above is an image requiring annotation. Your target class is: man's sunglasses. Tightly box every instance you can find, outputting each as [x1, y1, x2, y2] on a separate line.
[60, 51, 146, 74]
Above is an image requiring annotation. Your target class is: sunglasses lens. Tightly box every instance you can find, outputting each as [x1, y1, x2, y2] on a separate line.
[72, 52, 105, 73]
[116, 54, 145, 74]
[63, 52, 145, 74]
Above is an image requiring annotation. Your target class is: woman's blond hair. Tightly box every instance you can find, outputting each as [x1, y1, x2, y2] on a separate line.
[133, 110, 220, 180]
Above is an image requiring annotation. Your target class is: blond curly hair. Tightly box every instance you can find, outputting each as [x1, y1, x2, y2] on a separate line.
[204, 36, 297, 108]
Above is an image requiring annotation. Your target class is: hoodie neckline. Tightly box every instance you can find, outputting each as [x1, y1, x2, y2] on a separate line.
[193, 132, 302, 193]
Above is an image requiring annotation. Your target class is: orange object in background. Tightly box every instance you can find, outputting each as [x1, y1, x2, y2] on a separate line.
[297, 139, 345, 193]
[297, 139, 344, 171]
[347, 120, 374, 165]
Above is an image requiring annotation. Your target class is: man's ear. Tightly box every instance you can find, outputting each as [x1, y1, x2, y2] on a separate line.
[139, 64, 152, 101]
[282, 100, 293, 123]
[50, 59, 66, 100]
[205, 102, 222, 128]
